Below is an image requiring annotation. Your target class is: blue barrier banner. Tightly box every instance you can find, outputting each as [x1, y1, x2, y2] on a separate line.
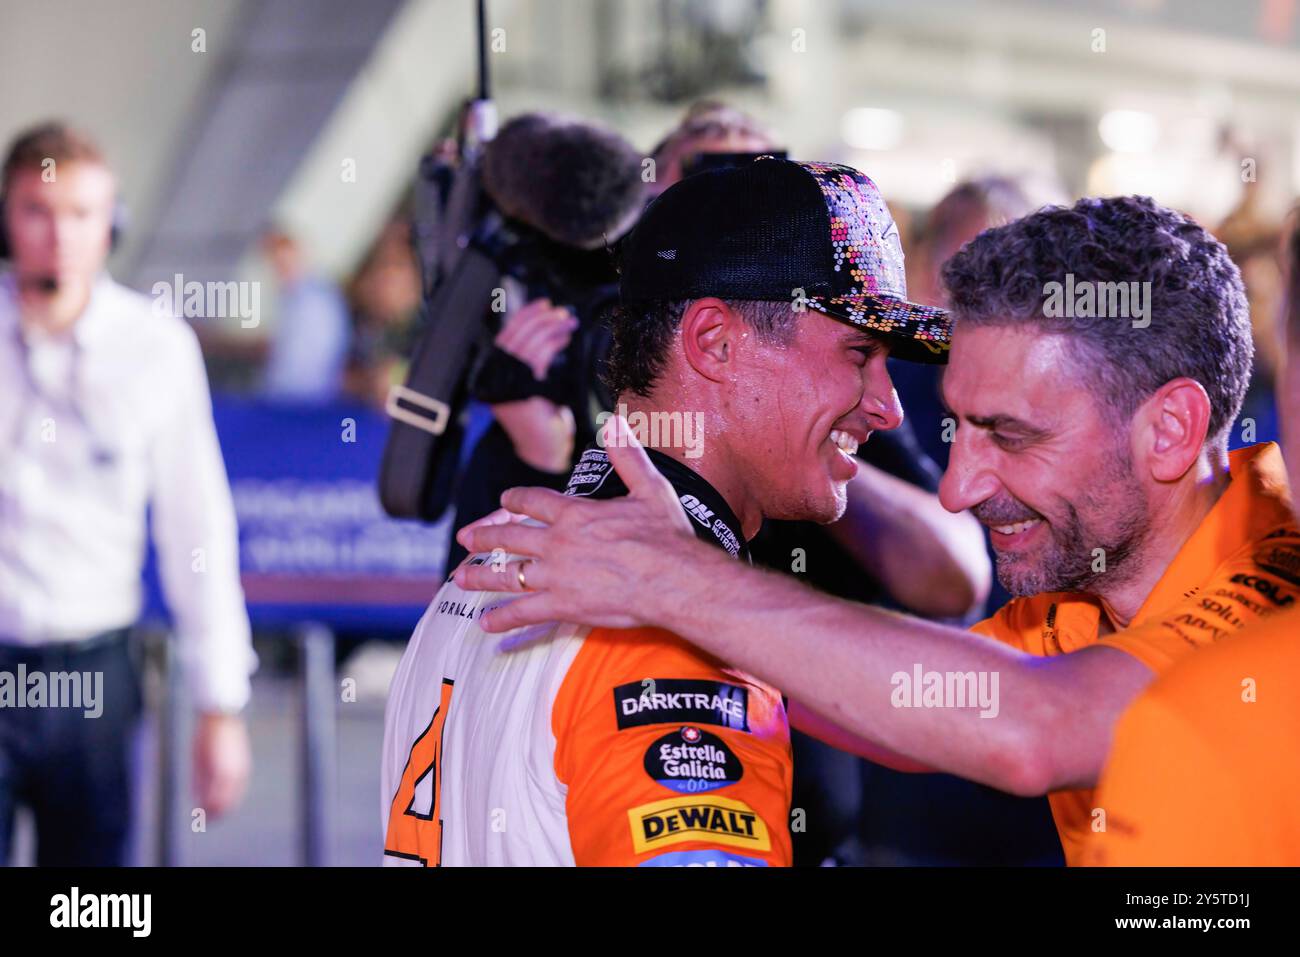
[145, 395, 451, 631]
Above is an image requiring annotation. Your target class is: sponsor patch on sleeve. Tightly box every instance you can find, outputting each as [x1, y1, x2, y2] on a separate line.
[627, 795, 771, 854]
[638, 849, 768, 867]
[644, 726, 743, 793]
[613, 678, 750, 731]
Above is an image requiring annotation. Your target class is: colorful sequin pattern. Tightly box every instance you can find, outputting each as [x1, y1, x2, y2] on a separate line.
[802, 161, 905, 298]
[799, 161, 951, 357]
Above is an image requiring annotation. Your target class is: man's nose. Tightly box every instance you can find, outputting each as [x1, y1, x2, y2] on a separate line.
[863, 362, 904, 432]
[48, 216, 72, 254]
[938, 433, 1000, 513]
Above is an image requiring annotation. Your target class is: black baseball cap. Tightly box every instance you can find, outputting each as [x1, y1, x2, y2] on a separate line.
[620, 157, 950, 363]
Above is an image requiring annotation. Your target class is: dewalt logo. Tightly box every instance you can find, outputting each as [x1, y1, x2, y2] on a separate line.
[628, 795, 770, 854]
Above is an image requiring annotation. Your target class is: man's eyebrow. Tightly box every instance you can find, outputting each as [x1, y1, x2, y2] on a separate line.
[841, 329, 884, 349]
[938, 383, 1049, 437]
[965, 412, 1047, 436]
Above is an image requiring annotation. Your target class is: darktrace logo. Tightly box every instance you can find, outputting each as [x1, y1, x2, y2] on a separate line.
[644, 725, 743, 794]
[613, 678, 749, 731]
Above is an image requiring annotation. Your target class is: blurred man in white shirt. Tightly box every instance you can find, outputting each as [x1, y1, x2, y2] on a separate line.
[0, 122, 256, 865]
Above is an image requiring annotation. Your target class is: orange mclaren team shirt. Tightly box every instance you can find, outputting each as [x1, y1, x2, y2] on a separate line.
[381, 448, 793, 866]
[1083, 607, 1300, 866]
[970, 443, 1300, 866]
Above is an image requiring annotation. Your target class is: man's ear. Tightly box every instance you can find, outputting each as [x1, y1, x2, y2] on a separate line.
[679, 297, 740, 384]
[1133, 377, 1213, 482]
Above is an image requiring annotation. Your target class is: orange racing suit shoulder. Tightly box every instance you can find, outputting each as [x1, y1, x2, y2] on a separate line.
[552, 625, 793, 867]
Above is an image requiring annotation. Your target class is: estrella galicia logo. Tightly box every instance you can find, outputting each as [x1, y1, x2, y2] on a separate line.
[645, 726, 743, 794]
[613, 679, 750, 732]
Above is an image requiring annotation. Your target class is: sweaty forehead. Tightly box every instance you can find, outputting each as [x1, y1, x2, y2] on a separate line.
[943, 324, 1090, 426]
[793, 310, 864, 345]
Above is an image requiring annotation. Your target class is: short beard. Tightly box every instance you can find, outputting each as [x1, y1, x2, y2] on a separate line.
[994, 445, 1152, 598]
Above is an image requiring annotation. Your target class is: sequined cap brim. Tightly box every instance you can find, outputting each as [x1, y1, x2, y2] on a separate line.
[806, 294, 952, 364]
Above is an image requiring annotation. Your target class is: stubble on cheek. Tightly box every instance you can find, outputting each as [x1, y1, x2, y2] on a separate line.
[993, 493, 1137, 597]
[827, 478, 850, 523]
[992, 538, 1050, 596]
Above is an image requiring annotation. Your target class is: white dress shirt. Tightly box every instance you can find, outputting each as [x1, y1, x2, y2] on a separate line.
[0, 271, 256, 712]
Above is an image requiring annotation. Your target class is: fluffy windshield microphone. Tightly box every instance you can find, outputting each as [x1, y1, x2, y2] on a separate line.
[481, 113, 646, 251]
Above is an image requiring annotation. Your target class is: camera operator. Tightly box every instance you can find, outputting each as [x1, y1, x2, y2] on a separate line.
[442, 114, 644, 570]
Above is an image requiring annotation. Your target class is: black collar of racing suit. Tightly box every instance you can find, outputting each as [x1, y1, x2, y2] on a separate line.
[563, 445, 750, 562]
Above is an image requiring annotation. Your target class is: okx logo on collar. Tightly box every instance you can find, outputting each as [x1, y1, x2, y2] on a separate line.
[614, 678, 750, 731]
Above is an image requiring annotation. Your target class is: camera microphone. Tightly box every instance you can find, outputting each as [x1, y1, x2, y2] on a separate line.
[481, 113, 646, 251]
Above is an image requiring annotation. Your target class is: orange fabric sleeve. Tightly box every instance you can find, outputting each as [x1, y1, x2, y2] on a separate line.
[1086, 617, 1300, 865]
[1085, 691, 1247, 865]
[552, 627, 793, 867]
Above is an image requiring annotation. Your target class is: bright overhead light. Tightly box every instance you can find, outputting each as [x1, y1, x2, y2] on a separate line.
[1098, 109, 1159, 153]
[841, 107, 904, 151]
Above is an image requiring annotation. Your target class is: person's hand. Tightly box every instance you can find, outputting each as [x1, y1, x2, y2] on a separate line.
[495, 297, 578, 381]
[456, 504, 531, 551]
[193, 711, 252, 818]
[454, 415, 694, 631]
[492, 397, 575, 472]
[490, 298, 580, 470]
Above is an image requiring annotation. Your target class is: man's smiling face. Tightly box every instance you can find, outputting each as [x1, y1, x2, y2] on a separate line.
[938, 322, 1153, 596]
[724, 311, 903, 526]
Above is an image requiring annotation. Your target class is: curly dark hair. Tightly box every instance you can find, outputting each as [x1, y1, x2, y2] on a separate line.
[941, 195, 1252, 445]
[603, 299, 797, 397]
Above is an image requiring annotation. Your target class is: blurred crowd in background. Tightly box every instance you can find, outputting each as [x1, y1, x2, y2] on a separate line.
[194, 217, 423, 408]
